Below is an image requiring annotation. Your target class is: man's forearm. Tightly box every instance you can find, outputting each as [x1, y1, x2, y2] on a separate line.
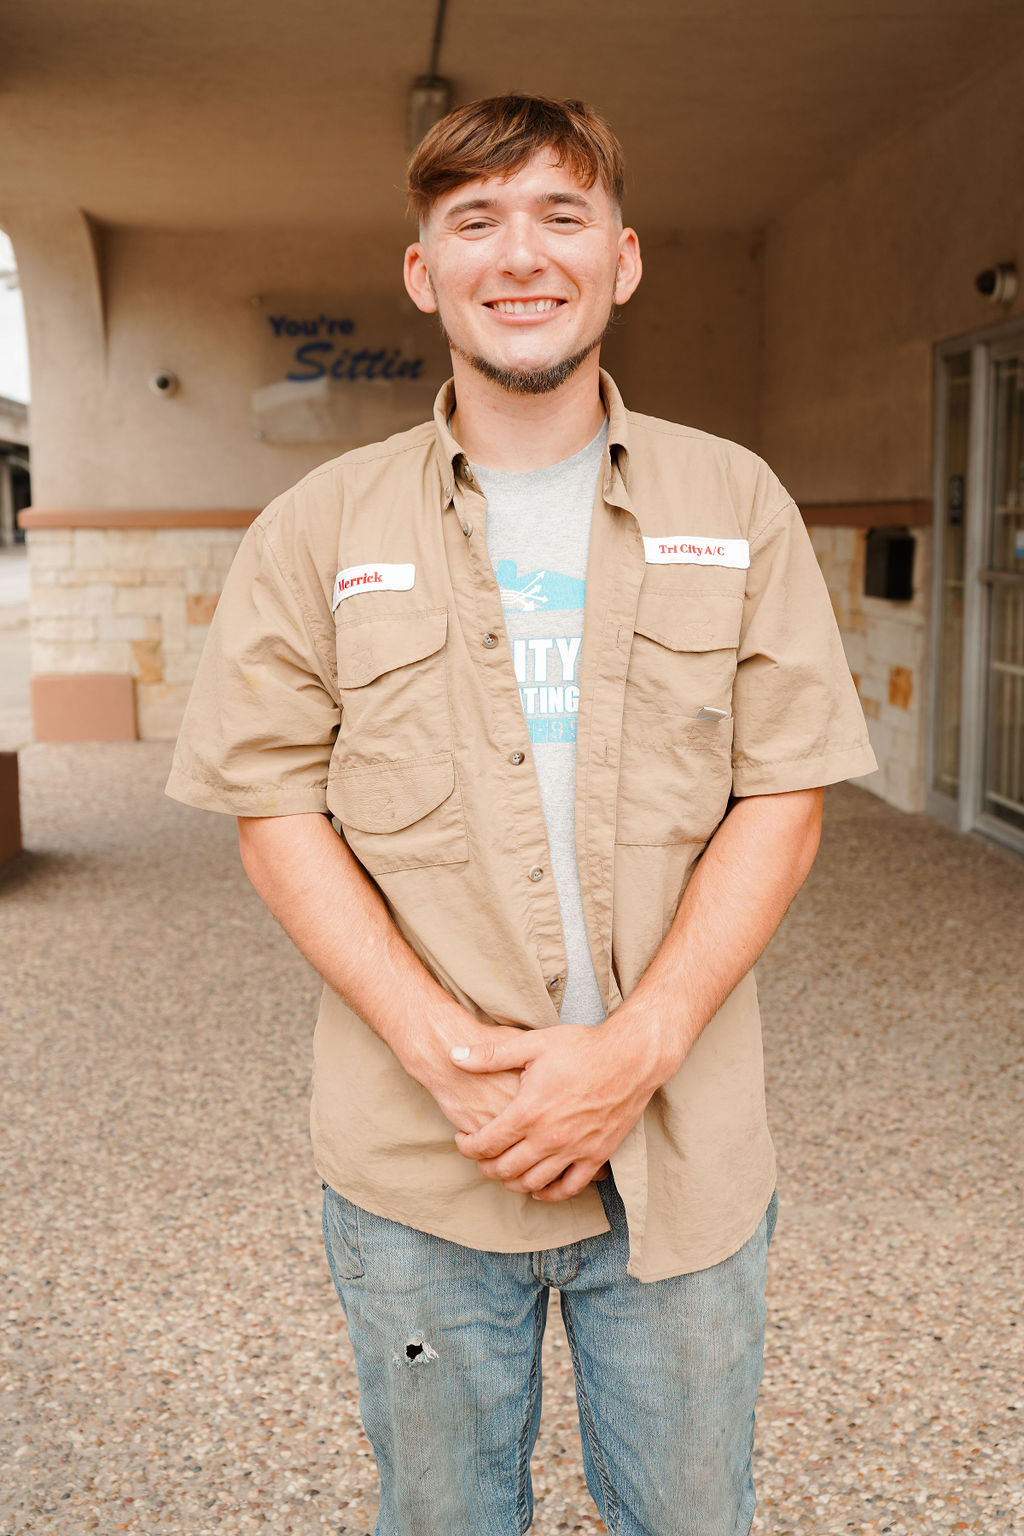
[452, 786, 824, 1199]
[602, 786, 824, 1085]
[236, 813, 524, 1130]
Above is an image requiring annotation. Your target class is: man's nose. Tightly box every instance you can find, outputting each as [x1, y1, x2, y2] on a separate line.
[496, 217, 547, 279]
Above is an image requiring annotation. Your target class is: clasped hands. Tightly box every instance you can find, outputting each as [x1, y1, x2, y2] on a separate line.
[443, 1018, 664, 1203]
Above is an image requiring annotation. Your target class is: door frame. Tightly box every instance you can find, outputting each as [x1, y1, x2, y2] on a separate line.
[929, 315, 1024, 857]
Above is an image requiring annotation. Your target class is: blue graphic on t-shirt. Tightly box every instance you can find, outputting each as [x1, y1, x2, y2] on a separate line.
[496, 560, 586, 613]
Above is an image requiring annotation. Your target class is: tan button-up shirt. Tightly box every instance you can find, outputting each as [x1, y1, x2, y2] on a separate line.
[166, 371, 876, 1280]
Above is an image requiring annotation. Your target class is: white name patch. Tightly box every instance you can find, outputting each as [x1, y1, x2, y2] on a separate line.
[643, 537, 749, 570]
[332, 562, 415, 610]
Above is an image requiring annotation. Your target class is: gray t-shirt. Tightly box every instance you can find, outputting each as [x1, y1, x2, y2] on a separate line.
[471, 420, 608, 1026]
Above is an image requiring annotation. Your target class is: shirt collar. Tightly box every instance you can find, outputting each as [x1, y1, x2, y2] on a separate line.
[431, 368, 632, 512]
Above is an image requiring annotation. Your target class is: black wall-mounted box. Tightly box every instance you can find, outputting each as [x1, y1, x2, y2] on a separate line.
[864, 527, 915, 601]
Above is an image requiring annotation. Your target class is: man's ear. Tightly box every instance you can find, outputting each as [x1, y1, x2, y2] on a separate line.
[404, 243, 438, 315]
[613, 228, 643, 307]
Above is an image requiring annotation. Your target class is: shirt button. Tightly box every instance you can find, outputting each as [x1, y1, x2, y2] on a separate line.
[508, 750, 525, 765]
[546, 976, 563, 992]
[528, 866, 544, 882]
[463, 466, 475, 484]
[443, 482, 453, 498]
[482, 632, 499, 648]
[461, 520, 473, 537]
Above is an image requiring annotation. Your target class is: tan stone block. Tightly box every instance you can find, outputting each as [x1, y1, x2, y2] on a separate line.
[835, 528, 859, 565]
[861, 696, 880, 720]
[71, 529, 118, 569]
[33, 617, 97, 643]
[27, 529, 73, 557]
[160, 593, 188, 652]
[866, 717, 894, 761]
[31, 640, 132, 673]
[202, 539, 244, 570]
[31, 582, 116, 618]
[92, 531, 157, 569]
[136, 682, 191, 741]
[114, 585, 175, 617]
[185, 622, 211, 651]
[187, 527, 249, 546]
[131, 639, 164, 684]
[98, 614, 150, 642]
[842, 632, 867, 673]
[54, 568, 105, 586]
[888, 664, 914, 710]
[68, 641, 134, 673]
[28, 584, 78, 613]
[186, 593, 219, 625]
[163, 652, 203, 685]
[884, 758, 926, 814]
[109, 569, 146, 586]
[144, 617, 162, 640]
[30, 641, 73, 673]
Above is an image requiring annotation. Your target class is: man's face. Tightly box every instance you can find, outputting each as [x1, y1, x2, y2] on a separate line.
[404, 148, 642, 395]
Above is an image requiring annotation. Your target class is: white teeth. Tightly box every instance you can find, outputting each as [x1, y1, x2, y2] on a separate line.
[491, 299, 560, 314]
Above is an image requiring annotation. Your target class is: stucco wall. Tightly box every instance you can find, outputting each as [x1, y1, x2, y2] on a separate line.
[602, 230, 763, 448]
[760, 51, 1024, 815]
[761, 51, 1024, 502]
[9, 219, 762, 514]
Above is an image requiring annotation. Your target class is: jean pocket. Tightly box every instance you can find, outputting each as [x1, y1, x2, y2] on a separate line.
[322, 1184, 365, 1283]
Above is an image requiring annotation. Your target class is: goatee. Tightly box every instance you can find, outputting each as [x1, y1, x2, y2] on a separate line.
[439, 326, 606, 397]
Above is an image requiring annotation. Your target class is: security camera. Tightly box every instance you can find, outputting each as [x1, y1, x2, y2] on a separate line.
[149, 369, 179, 396]
[975, 263, 1018, 305]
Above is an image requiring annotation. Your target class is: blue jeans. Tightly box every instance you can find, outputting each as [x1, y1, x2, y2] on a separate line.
[322, 1177, 777, 1536]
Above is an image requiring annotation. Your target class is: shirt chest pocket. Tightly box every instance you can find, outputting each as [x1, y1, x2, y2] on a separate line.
[327, 608, 467, 873]
[617, 592, 742, 846]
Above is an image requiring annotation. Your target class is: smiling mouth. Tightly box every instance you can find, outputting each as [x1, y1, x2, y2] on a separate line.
[486, 299, 565, 315]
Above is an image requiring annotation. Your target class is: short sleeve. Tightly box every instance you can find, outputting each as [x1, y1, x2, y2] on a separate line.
[730, 496, 878, 796]
[165, 503, 340, 817]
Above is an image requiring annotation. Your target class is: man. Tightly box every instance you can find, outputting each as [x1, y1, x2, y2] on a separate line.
[167, 94, 876, 1536]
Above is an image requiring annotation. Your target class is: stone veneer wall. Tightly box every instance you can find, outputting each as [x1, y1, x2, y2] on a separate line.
[27, 521, 932, 812]
[809, 525, 930, 813]
[27, 526, 246, 739]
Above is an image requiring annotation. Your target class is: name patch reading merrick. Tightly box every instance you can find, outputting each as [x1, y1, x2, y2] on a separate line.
[642, 537, 750, 569]
[332, 563, 415, 610]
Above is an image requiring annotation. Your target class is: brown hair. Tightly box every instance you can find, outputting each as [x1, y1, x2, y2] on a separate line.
[407, 94, 625, 222]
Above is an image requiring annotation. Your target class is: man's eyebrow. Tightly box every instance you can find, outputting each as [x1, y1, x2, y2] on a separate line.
[442, 189, 596, 219]
[444, 196, 497, 218]
[538, 191, 594, 209]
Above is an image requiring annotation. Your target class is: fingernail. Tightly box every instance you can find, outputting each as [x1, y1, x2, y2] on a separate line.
[450, 1046, 470, 1062]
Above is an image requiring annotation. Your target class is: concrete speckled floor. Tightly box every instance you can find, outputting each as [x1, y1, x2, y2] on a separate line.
[2, 743, 1021, 1536]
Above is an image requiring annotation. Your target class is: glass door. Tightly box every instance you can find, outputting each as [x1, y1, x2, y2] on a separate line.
[930, 322, 1024, 856]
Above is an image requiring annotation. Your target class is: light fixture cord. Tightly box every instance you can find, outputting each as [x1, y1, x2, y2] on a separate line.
[427, 0, 449, 79]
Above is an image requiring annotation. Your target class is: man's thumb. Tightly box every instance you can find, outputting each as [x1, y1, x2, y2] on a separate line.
[449, 1040, 529, 1072]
